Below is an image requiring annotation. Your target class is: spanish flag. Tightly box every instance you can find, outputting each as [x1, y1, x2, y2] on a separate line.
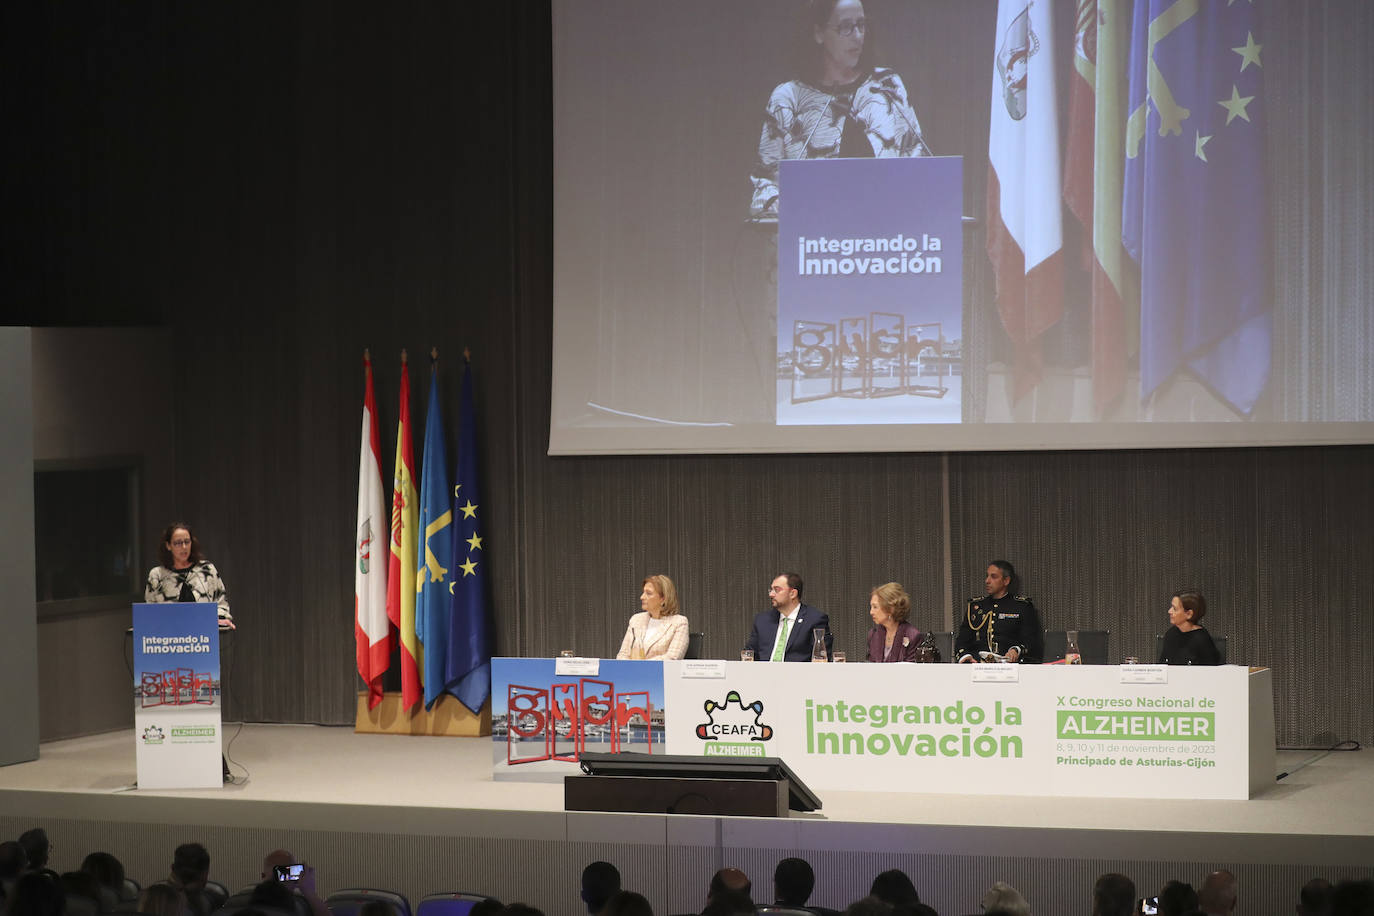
[386, 351, 422, 710]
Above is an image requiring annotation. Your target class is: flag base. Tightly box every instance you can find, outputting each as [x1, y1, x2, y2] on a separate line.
[354, 691, 491, 737]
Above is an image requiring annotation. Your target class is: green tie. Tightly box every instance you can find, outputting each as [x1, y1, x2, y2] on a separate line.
[771, 616, 792, 662]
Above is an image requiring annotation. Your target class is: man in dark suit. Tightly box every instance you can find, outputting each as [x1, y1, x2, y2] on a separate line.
[745, 573, 832, 662]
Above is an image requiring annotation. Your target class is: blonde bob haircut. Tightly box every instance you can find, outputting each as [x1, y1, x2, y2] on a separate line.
[871, 582, 911, 624]
[643, 574, 681, 616]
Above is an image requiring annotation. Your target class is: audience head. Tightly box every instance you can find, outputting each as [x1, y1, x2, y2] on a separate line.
[870, 870, 921, 908]
[139, 883, 189, 916]
[581, 861, 622, 915]
[18, 830, 50, 871]
[982, 881, 1031, 916]
[1330, 879, 1374, 916]
[1298, 878, 1333, 916]
[700, 892, 755, 916]
[707, 868, 751, 904]
[249, 878, 295, 912]
[0, 841, 28, 879]
[501, 906, 544, 916]
[8, 872, 65, 916]
[911, 906, 939, 916]
[58, 872, 103, 904]
[844, 897, 894, 916]
[170, 843, 210, 890]
[467, 902, 503, 916]
[602, 891, 653, 916]
[358, 902, 393, 916]
[1158, 881, 1198, 916]
[1197, 870, 1237, 915]
[774, 857, 815, 906]
[1093, 873, 1136, 916]
[79, 853, 126, 895]
[261, 850, 296, 880]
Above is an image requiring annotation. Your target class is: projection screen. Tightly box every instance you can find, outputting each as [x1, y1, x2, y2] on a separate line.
[550, 0, 1374, 454]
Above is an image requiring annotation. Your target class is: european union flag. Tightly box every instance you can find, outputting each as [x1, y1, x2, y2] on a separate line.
[445, 358, 491, 714]
[415, 361, 454, 709]
[1122, 0, 1269, 415]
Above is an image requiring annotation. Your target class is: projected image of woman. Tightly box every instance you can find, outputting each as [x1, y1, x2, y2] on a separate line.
[749, 0, 932, 221]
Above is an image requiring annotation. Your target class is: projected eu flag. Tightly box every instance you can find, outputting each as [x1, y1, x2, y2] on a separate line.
[1122, 0, 1270, 416]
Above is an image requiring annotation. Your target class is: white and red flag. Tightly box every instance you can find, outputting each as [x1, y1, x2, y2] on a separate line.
[355, 350, 391, 709]
[986, 0, 1064, 400]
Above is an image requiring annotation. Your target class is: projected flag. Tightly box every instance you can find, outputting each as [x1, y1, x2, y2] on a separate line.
[1123, 0, 1270, 414]
[1063, 0, 1135, 414]
[986, 0, 1064, 401]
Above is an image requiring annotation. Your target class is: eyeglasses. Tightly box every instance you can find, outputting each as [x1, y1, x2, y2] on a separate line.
[829, 18, 866, 37]
[171, 539, 192, 547]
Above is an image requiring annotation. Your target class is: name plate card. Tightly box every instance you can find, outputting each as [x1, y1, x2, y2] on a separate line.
[679, 660, 727, 679]
[1119, 664, 1169, 685]
[971, 665, 1021, 683]
[554, 657, 600, 676]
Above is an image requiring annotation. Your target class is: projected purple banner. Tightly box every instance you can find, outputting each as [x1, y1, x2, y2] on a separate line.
[777, 156, 963, 426]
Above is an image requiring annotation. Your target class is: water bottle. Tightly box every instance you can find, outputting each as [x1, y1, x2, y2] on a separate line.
[1065, 629, 1082, 665]
[811, 628, 829, 662]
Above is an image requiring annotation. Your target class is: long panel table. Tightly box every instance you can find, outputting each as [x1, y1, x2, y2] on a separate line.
[491, 658, 1274, 800]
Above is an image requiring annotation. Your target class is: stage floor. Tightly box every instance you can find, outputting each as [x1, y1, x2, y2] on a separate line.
[2, 725, 1370, 914]
[1, 725, 1370, 835]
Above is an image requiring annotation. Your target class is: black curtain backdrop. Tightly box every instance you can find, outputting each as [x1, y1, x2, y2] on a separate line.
[4, 1, 1371, 744]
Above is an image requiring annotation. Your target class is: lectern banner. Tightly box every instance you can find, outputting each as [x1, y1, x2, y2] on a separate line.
[132, 602, 223, 788]
[776, 156, 964, 426]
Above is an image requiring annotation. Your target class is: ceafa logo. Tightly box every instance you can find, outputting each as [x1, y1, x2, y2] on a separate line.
[142, 725, 165, 745]
[695, 690, 772, 757]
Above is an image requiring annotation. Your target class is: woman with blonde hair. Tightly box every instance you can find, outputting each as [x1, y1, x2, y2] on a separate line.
[616, 575, 690, 659]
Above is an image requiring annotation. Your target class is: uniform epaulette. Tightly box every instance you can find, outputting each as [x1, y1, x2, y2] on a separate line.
[1014, 594, 1031, 602]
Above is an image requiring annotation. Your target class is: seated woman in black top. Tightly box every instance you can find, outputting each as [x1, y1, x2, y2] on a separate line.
[1158, 589, 1221, 665]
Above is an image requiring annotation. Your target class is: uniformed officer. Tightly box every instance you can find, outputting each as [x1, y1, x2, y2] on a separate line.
[955, 560, 1042, 663]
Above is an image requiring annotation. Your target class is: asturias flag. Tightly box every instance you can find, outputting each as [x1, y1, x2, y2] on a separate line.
[415, 355, 454, 710]
[354, 351, 391, 709]
[386, 351, 422, 710]
[986, 0, 1064, 400]
[444, 356, 491, 714]
[1123, 0, 1270, 414]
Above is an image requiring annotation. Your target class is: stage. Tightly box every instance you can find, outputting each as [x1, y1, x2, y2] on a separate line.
[1, 725, 1369, 915]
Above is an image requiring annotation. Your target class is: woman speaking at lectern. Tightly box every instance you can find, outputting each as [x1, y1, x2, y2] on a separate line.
[616, 574, 689, 660]
[144, 522, 234, 628]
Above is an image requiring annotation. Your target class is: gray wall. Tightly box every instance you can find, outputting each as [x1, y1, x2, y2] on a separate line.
[0, 329, 39, 765]
[30, 328, 176, 741]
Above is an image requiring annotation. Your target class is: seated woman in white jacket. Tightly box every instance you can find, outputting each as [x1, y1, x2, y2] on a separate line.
[616, 574, 690, 660]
